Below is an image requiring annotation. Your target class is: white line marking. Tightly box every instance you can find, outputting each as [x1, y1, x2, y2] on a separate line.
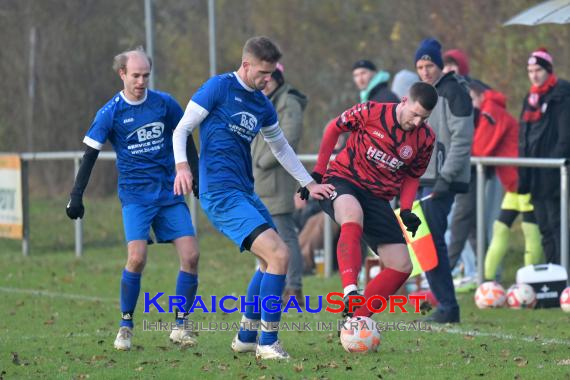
[426, 325, 570, 346]
[0, 286, 115, 303]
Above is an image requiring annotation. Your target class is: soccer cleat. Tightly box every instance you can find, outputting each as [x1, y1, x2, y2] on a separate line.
[256, 340, 290, 360]
[231, 333, 257, 353]
[114, 326, 133, 351]
[170, 326, 198, 347]
[343, 290, 363, 318]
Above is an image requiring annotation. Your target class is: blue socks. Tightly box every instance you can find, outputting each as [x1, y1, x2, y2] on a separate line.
[238, 269, 264, 343]
[175, 271, 199, 326]
[120, 269, 141, 328]
[259, 272, 286, 346]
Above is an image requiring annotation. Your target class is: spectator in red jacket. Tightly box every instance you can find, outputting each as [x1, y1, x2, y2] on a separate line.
[465, 81, 544, 280]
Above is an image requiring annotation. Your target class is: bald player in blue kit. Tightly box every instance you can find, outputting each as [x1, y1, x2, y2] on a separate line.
[66, 47, 201, 351]
[172, 36, 334, 360]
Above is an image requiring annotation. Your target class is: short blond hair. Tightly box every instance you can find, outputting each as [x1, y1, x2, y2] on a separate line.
[112, 46, 152, 74]
[242, 36, 282, 63]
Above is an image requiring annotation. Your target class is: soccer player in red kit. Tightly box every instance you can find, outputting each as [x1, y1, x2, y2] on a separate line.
[312, 82, 438, 318]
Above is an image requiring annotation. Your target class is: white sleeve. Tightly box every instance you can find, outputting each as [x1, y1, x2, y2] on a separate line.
[260, 123, 313, 187]
[173, 100, 209, 164]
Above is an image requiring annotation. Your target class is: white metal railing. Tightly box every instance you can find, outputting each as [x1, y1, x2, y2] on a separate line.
[17, 152, 570, 279]
[19, 151, 198, 257]
[470, 157, 568, 283]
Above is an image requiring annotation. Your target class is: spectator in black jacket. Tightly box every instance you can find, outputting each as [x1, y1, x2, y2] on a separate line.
[415, 38, 474, 324]
[352, 59, 400, 103]
[519, 48, 570, 265]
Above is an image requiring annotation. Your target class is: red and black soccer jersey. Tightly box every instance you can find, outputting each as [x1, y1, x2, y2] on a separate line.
[314, 102, 435, 201]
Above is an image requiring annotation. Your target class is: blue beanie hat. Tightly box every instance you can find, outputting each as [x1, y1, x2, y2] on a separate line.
[415, 38, 443, 69]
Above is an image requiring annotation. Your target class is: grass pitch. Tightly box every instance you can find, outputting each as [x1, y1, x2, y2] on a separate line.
[1, 197, 569, 379]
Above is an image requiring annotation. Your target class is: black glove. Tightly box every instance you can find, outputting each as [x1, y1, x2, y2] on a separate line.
[66, 194, 84, 219]
[297, 186, 310, 201]
[400, 209, 421, 237]
[191, 175, 199, 199]
[311, 172, 323, 184]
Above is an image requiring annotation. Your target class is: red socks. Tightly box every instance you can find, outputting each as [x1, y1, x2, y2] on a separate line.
[353, 268, 410, 318]
[337, 222, 363, 288]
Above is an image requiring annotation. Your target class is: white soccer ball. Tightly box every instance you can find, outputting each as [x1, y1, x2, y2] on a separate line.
[560, 287, 570, 313]
[474, 281, 506, 309]
[340, 316, 382, 353]
[506, 283, 537, 309]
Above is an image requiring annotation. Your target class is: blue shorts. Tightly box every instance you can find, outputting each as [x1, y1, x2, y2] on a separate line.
[122, 202, 195, 243]
[200, 189, 275, 251]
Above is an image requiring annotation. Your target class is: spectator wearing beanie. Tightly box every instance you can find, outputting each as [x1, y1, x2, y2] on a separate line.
[352, 59, 399, 103]
[415, 37, 474, 324]
[519, 48, 570, 265]
[251, 63, 309, 304]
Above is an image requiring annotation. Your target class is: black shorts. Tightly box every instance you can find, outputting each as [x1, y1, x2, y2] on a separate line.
[319, 176, 405, 250]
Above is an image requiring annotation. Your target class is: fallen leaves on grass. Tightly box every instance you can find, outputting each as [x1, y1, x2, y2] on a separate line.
[217, 364, 229, 371]
[513, 357, 528, 367]
[11, 352, 20, 365]
[557, 358, 570, 366]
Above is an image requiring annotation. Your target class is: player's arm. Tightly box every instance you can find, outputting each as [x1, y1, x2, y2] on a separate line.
[398, 132, 435, 236]
[313, 103, 371, 182]
[66, 107, 112, 219]
[66, 146, 99, 219]
[185, 135, 200, 198]
[260, 123, 335, 200]
[172, 100, 209, 196]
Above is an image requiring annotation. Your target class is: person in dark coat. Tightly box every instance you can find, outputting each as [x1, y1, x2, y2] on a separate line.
[519, 48, 570, 265]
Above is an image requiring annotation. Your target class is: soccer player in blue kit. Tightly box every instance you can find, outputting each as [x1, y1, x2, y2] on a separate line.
[172, 36, 334, 360]
[66, 48, 201, 351]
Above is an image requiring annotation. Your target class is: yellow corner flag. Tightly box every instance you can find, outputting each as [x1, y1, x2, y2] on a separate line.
[395, 199, 438, 277]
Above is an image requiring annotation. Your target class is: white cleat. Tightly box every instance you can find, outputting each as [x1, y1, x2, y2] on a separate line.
[256, 340, 290, 360]
[114, 326, 133, 351]
[170, 326, 198, 347]
[231, 333, 257, 353]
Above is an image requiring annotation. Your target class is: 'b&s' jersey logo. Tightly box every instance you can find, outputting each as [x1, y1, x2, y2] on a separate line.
[126, 122, 166, 155]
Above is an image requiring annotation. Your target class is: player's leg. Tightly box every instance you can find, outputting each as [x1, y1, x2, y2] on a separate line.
[233, 254, 267, 354]
[353, 243, 412, 318]
[152, 202, 200, 346]
[520, 193, 543, 266]
[199, 190, 285, 357]
[114, 204, 154, 350]
[484, 192, 519, 281]
[353, 195, 411, 318]
[318, 178, 364, 311]
[247, 228, 290, 359]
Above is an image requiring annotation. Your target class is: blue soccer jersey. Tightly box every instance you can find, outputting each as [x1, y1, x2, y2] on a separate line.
[84, 90, 184, 206]
[191, 72, 278, 194]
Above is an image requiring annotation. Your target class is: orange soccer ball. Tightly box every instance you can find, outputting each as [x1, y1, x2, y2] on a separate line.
[339, 316, 382, 353]
[474, 281, 506, 309]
